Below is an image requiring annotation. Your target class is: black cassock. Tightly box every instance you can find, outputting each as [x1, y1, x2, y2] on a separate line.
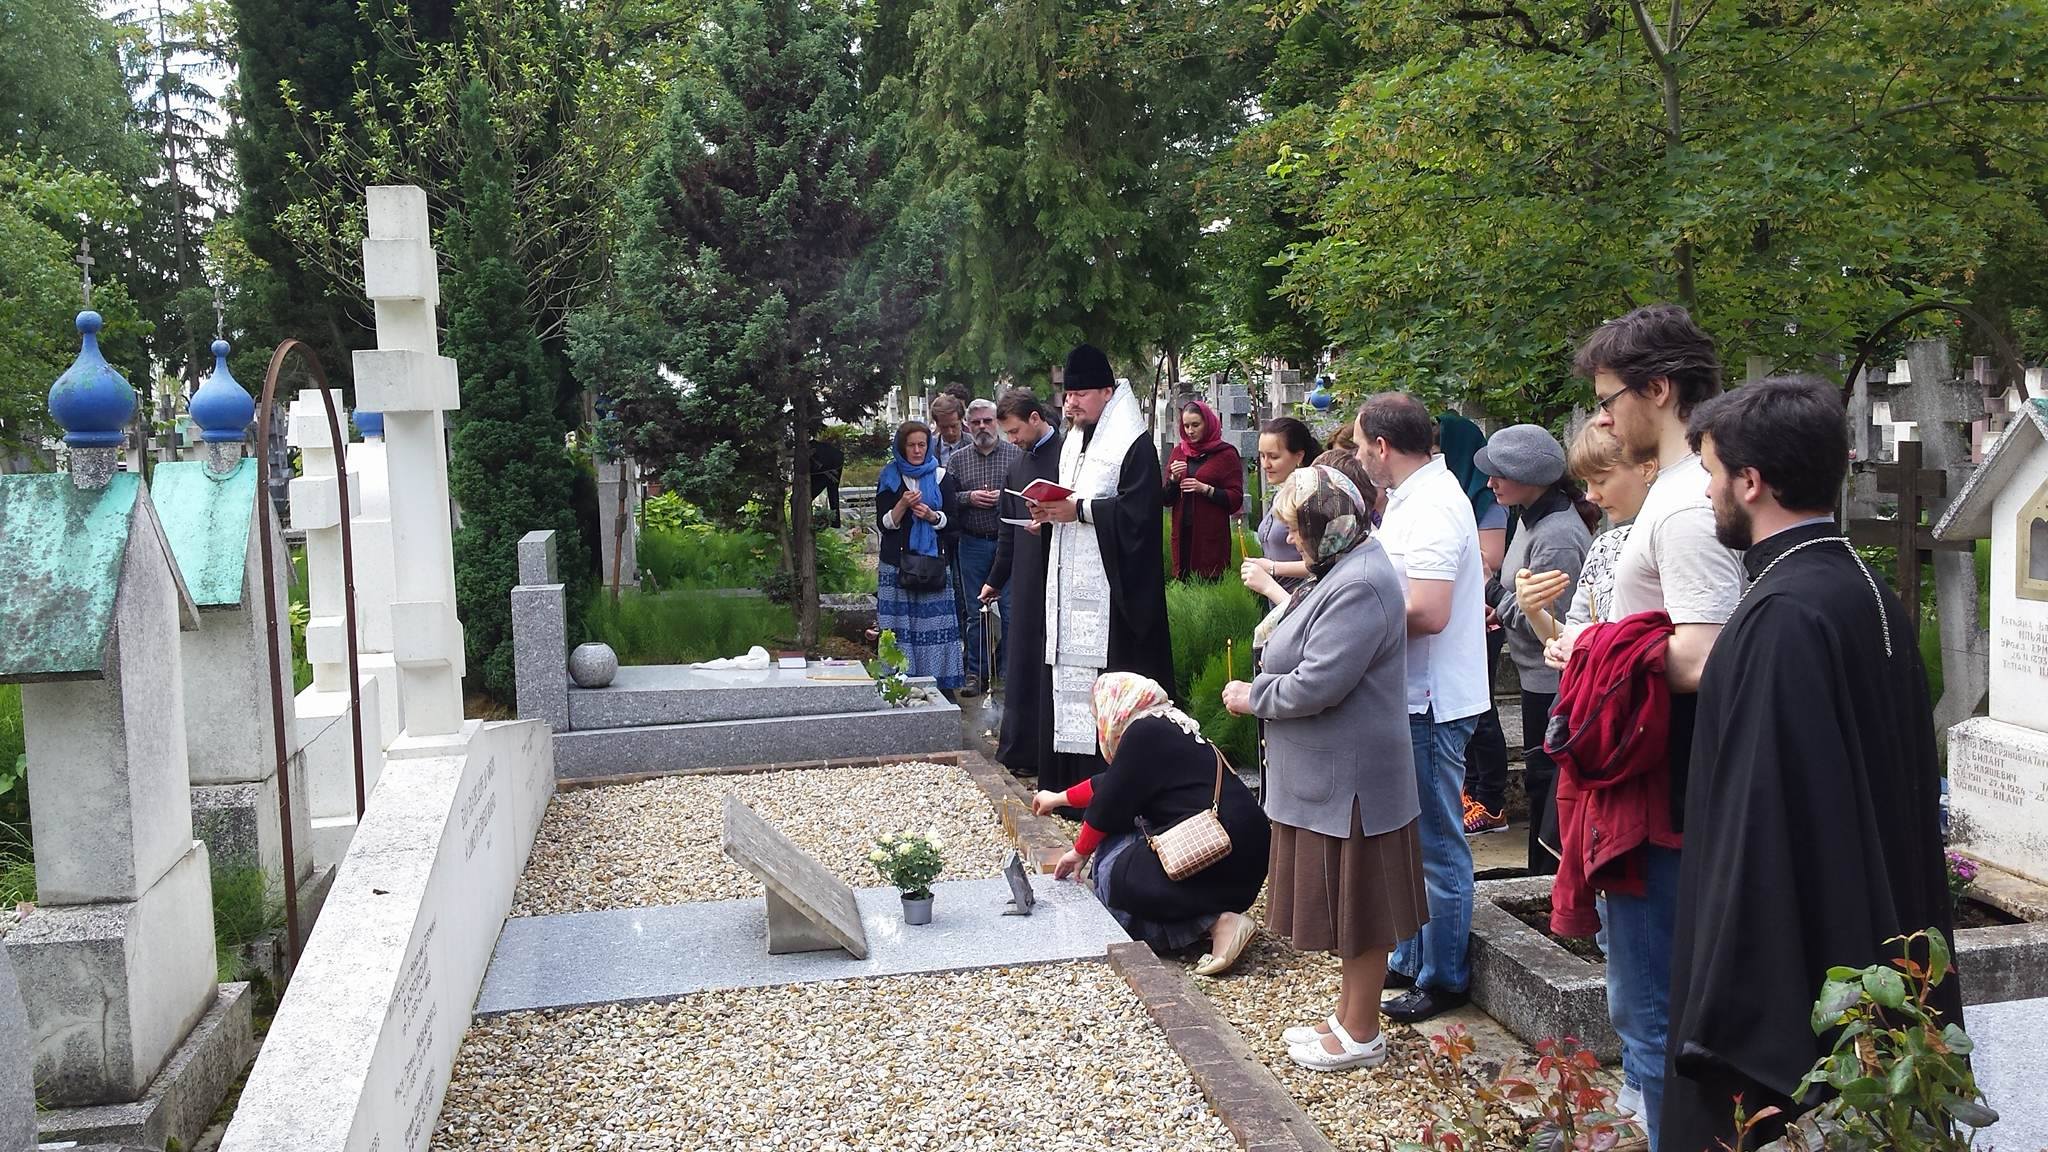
[993, 428, 1174, 790]
[1664, 521, 1961, 1151]
[991, 427, 1064, 775]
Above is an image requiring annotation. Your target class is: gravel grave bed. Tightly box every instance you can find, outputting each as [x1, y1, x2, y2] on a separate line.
[512, 762, 1014, 917]
[1196, 918, 1523, 1150]
[432, 962, 1236, 1152]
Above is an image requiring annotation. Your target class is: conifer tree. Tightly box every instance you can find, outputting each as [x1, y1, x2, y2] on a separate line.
[445, 78, 587, 701]
[570, 0, 931, 647]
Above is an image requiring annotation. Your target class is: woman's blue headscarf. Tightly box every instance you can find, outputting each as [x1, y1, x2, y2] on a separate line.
[879, 432, 943, 557]
[1436, 412, 1498, 524]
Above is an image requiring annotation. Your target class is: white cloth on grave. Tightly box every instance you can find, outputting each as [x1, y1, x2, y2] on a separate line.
[1045, 382, 1148, 755]
[690, 645, 773, 670]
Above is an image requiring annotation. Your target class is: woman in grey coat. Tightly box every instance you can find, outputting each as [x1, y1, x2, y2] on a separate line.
[1223, 465, 1427, 1072]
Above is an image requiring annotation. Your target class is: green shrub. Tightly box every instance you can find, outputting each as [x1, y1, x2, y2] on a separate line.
[638, 523, 869, 596]
[582, 589, 798, 665]
[1187, 647, 1259, 770]
[1166, 578, 1267, 701]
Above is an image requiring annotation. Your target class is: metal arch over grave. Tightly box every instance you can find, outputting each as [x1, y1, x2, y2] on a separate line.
[721, 796, 870, 959]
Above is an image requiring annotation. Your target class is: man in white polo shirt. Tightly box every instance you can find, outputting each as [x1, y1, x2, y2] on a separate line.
[1354, 392, 1490, 1023]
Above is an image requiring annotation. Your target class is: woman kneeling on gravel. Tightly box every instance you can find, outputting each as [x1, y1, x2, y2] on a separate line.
[1035, 673, 1270, 976]
[1222, 464, 1428, 1072]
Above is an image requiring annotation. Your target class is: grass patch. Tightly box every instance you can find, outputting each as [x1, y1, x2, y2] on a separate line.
[212, 862, 286, 983]
[0, 821, 33, 907]
[0, 683, 25, 831]
[583, 589, 800, 666]
[638, 525, 869, 596]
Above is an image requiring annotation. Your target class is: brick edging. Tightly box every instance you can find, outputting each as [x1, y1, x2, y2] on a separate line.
[555, 750, 966, 791]
[1106, 941, 1338, 1152]
[957, 752, 1073, 871]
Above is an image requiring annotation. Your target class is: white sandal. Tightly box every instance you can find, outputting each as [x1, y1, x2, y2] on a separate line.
[1287, 1019, 1388, 1072]
[1281, 1016, 1339, 1047]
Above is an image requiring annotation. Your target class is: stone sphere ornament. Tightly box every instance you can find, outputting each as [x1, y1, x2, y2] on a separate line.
[568, 642, 619, 688]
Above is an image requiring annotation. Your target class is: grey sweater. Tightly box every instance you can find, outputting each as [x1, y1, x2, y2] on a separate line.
[1490, 490, 1592, 693]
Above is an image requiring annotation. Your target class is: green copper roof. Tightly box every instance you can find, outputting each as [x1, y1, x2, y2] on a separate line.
[153, 458, 256, 609]
[0, 472, 142, 681]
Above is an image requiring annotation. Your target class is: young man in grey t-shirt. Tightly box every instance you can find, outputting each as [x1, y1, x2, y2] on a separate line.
[1545, 305, 1744, 1152]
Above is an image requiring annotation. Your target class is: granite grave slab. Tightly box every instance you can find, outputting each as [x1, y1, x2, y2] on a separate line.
[721, 796, 868, 958]
[552, 699, 961, 778]
[475, 874, 1128, 1014]
[1963, 995, 2048, 1152]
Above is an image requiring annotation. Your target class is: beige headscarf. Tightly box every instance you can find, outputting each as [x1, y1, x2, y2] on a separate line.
[1091, 672, 1202, 762]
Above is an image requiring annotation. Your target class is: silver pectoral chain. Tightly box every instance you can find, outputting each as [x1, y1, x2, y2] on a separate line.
[1737, 535, 1892, 659]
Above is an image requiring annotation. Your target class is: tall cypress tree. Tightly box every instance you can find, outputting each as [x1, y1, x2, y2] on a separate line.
[445, 78, 586, 701]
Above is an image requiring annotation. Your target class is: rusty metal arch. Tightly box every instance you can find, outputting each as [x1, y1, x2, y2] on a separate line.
[1840, 299, 2030, 401]
[252, 339, 365, 970]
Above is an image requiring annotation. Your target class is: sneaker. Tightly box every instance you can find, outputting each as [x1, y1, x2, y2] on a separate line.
[1463, 796, 1508, 835]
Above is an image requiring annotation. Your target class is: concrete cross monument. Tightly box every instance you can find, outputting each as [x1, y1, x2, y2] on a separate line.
[1937, 397, 2048, 887]
[154, 340, 322, 922]
[0, 312, 251, 1147]
[288, 391, 385, 867]
[348, 405, 403, 753]
[351, 185, 477, 757]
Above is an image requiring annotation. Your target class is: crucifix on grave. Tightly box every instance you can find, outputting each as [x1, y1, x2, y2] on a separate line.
[1847, 438, 1974, 634]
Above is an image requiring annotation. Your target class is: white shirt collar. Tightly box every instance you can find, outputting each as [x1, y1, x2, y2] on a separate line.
[1388, 455, 1447, 506]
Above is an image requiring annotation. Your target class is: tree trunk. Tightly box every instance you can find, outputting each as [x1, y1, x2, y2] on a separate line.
[790, 392, 820, 650]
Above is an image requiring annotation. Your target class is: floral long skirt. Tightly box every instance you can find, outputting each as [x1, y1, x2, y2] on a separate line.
[876, 561, 964, 690]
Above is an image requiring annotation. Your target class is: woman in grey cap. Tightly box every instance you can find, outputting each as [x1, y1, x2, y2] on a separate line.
[1473, 423, 1598, 874]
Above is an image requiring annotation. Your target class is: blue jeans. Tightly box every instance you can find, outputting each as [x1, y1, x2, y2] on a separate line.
[1603, 844, 1680, 1151]
[1391, 711, 1478, 993]
[954, 533, 1004, 682]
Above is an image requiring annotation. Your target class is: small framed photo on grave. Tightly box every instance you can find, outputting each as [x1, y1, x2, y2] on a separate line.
[1001, 852, 1036, 916]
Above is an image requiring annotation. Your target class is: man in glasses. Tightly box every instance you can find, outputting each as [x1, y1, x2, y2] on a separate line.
[1544, 303, 1744, 1150]
[945, 397, 1022, 697]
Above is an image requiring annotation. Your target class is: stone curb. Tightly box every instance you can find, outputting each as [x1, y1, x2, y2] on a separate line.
[957, 753, 1071, 871]
[555, 750, 966, 791]
[1105, 941, 1338, 1152]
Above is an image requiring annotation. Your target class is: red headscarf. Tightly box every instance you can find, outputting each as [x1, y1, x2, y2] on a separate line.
[1169, 400, 1226, 465]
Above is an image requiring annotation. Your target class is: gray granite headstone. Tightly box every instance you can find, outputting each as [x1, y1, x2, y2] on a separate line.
[517, 529, 558, 586]
[0, 948, 36, 1152]
[720, 796, 869, 959]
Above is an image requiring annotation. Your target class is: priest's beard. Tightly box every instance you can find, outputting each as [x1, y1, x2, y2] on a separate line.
[1713, 496, 1755, 550]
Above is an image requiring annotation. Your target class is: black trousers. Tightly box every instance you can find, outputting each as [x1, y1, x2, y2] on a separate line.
[1465, 627, 1510, 812]
[1522, 688, 1559, 876]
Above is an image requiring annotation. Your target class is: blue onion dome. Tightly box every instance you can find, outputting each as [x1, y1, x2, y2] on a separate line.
[189, 339, 255, 443]
[47, 311, 135, 448]
[352, 407, 384, 439]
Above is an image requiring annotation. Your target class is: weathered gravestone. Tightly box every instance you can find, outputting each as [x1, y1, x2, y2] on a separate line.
[720, 796, 869, 959]
[1936, 397, 2048, 885]
[0, 954, 33, 1152]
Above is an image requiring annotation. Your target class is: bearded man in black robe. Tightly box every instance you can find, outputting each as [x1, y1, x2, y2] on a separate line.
[1665, 379, 1961, 1151]
[987, 388, 1064, 777]
[1019, 344, 1174, 794]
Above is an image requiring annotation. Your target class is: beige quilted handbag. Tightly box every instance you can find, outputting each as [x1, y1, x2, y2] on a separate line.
[1143, 746, 1234, 881]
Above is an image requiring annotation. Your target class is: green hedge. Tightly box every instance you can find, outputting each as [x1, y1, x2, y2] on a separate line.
[582, 589, 799, 666]
[1166, 557, 1270, 771]
[637, 524, 869, 596]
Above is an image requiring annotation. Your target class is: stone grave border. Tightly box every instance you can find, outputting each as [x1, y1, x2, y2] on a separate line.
[216, 720, 555, 1152]
[1107, 941, 1339, 1152]
[556, 748, 968, 791]
[1468, 872, 2048, 1060]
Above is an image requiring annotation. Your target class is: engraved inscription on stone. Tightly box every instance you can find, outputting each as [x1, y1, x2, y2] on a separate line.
[720, 796, 869, 959]
[460, 754, 500, 863]
[1998, 614, 2048, 678]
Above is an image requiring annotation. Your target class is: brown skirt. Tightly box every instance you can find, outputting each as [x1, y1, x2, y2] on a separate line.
[1265, 811, 1428, 959]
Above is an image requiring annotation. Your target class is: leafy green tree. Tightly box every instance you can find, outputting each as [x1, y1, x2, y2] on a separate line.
[444, 79, 588, 701]
[1272, 0, 2048, 418]
[900, 0, 1269, 383]
[0, 155, 146, 454]
[571, 0, 931, 645]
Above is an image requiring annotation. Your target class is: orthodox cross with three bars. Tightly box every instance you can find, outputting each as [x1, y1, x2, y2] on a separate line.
[75, 236, 95, 307]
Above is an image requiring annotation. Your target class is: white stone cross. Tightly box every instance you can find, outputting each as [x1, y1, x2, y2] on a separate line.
[352, 186, 468, 743]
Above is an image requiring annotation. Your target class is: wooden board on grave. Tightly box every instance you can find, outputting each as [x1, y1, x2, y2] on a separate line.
[720, 795, 869, 959]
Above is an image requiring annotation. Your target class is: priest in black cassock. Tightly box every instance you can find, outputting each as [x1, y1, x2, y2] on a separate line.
[986, 389, 1064, 777]
[1664, 379, 1960, 1151]
[1019, 345, 1174, 796]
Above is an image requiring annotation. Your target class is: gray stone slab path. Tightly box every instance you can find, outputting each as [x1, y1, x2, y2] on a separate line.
[1964, 995, 2048, 1152]
[474, 875, 1129, 1015]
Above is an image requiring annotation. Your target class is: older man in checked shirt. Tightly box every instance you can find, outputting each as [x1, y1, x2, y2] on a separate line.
[946, 398, 1023, 696]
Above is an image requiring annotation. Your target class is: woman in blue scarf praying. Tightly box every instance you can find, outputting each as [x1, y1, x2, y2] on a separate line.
[875, 421, 965, 694]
